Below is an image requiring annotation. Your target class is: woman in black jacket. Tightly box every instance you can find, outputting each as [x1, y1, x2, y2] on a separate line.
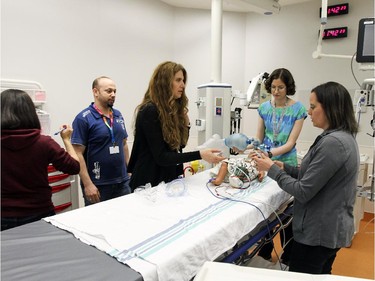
[128, 61, 224, 190]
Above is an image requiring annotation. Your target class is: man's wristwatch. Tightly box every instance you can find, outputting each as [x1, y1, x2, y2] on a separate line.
[267, 151, 273, 158]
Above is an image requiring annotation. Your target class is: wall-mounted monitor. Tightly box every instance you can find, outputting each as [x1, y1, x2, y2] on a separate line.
[356, 18, 375, 63]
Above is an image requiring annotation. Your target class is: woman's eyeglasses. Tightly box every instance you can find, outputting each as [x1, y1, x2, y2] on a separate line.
[271, 85, 286, 92]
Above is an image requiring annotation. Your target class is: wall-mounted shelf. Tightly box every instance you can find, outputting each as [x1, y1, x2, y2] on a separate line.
[1, 78, 50, 135]
[0, 78, 47, 105]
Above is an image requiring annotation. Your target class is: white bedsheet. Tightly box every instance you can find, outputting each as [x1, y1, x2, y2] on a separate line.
[44, 170, 290, 281]
[194, 262, 371, 281]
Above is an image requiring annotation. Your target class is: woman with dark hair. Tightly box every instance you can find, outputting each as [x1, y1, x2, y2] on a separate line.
[257, 68, 307, 166]
[1, 89, 80, 231]
[256, 68, 307, 263]
[128, 61, 225, 190]
[253, 81, 359, 274]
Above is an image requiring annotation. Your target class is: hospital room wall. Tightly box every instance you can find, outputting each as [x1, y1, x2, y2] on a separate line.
[171, 8, 247, 144]
[1, 0, 247, 149]
[237, 0, 374, 215]
[1, 0, 176, 143]
[163, 0, 375, 155]
[1, 1, 373, 160]
[240, 0, 374, 153]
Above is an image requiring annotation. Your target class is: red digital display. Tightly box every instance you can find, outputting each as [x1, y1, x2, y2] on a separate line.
[322, 27, 348, 39]
[320, 3, 349, 17]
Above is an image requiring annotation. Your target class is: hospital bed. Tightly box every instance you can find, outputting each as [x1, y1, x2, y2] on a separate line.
[1, 220, 143, 281]
[1, 169, 291, 281]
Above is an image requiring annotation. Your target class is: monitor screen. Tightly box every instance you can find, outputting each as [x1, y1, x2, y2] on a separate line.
[356, 18, 375, 63]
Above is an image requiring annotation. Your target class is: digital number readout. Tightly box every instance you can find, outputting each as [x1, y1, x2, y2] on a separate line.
[320, 3, 349, 17]
[322, 27, 348, 39]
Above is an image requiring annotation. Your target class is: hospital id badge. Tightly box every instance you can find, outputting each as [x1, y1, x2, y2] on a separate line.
[109, 146, 120, 154]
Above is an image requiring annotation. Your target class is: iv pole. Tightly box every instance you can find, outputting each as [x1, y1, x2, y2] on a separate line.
[370, 109, 374, 201]
[358, 79, 375, 202]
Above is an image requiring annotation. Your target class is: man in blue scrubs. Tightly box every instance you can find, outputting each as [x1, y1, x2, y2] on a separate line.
[72, 76, 131, 205]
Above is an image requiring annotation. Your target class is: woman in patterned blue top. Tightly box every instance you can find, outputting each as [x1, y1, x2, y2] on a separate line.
[256, 68, 307, 264]
[256, 68, 307, 166]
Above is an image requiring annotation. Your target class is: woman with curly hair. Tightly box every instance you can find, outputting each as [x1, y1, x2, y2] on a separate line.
[128, 61, 224, 190]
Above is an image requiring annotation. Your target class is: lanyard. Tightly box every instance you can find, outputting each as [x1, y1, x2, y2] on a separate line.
[271, 100, 287, 147]
[93, 104, 116, 146]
